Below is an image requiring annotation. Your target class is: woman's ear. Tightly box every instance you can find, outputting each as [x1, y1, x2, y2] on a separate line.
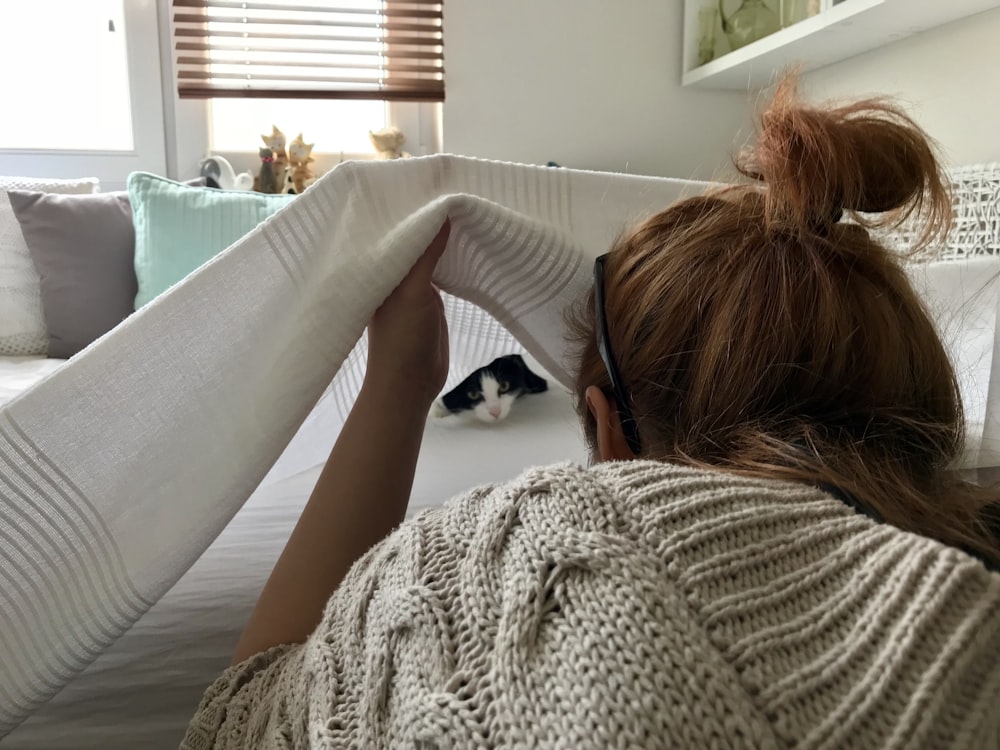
[585, 385, 637, 462]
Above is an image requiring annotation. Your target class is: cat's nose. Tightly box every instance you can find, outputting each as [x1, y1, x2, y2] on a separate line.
[488, 406, 501, 419]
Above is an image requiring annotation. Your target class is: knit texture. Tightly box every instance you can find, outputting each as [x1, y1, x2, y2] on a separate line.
[181, 461, 1000, 749]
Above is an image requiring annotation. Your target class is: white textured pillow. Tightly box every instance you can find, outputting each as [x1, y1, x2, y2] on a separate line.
[1, 176, 99, 355]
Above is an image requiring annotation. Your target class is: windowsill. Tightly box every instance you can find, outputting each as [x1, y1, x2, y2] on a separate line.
[210, 150, 378, 182]
[208, 149, 434, 185]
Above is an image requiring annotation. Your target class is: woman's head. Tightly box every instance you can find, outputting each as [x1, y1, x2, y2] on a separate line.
[572, 77, 999, 564]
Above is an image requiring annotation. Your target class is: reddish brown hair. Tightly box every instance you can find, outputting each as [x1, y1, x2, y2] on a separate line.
[571, 77, 1000, 567]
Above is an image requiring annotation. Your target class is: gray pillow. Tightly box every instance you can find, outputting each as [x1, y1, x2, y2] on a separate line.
[8, 190, 137, 359]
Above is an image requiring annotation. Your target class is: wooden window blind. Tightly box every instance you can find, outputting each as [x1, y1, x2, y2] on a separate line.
[172, 0, 443, 101]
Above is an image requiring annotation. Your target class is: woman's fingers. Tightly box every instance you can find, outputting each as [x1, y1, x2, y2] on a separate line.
[410, 219, 451, 283]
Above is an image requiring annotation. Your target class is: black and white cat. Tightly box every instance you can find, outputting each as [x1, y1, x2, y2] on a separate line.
[430, 354, 548, 422]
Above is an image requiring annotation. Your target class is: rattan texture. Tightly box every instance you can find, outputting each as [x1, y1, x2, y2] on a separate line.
[881, 162, 1000, 262]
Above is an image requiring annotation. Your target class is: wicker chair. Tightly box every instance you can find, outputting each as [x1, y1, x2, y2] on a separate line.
[881, 162, 1000, 262]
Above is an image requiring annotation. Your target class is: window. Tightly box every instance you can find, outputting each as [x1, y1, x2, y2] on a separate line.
[172, 0, 444, 101]
[0, 0, 132, 151]
[172, 0, 444, 157]
[0, 1, 166, 188]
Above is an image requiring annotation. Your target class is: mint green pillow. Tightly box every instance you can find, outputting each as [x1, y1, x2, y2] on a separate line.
[128, 172, 295, 308]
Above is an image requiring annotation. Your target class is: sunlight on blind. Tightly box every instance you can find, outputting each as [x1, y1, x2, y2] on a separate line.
[202, 1, 390, 153]
[0, 0, 132, 151]
[199, 0, 388, 94]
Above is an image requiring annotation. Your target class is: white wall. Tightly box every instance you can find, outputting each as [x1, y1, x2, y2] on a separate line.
[442, 0, 753, 181]
[10, 4, 995, 184]
[802, 8, 1000, 167]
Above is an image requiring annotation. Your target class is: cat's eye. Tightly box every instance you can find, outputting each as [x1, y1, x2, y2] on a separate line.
[498, 381, 510, 394]
[467, 390, 481, 400]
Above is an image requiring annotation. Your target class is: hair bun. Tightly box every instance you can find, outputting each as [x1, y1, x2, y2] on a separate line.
[738, 76, 951, 247]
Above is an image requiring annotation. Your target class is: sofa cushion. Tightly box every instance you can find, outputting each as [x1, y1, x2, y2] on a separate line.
[0, 176, 98, 355]
[9, 190, 136, 358]
[128, 172, 294, 309]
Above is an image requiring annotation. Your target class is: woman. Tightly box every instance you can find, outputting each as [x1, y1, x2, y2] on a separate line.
[182, 81, 1000, 749]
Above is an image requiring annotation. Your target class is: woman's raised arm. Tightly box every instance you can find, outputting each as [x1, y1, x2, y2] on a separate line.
[231, 220, 451, 664]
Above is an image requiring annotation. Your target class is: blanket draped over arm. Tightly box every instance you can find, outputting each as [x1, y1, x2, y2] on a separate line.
[0, 156, 698, 734]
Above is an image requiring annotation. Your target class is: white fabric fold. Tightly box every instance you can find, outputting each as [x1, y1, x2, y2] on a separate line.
[0, 155, 698, 734]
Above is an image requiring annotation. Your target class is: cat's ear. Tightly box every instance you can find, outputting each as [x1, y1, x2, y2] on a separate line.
[523, 370, 548, 393]
[439, 379, 464, 406]
[521, 361, 548, 394]
[502, 354, 547, 393]
[497, 353, 528, 370]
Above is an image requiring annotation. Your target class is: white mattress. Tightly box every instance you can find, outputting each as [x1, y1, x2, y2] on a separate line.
[2, 353, 586, 749]
[0, 356, 66, 408]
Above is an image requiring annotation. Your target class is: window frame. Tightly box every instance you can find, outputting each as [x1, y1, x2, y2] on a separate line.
[0, 0, 167, 190]
[173, 0, 445, 176]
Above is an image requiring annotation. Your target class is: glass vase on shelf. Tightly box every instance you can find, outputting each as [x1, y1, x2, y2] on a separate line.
[719, 0, 780, 51]
[780, 0, 821, 28]
[697, 5, 719, 65]
[780, 0, 806, 27]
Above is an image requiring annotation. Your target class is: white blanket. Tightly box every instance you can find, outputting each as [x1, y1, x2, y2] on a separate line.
[1, 155, 998, 735]
[0, 156, 699, 734]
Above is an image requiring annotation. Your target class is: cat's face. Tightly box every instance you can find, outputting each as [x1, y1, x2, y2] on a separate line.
[434, 354, 547, 423]
[470, 372, 516, 422]
[289, 135, 314, 160]
[262, 126, 285, 150]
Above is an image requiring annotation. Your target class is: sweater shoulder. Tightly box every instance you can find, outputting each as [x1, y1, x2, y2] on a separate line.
[310, 460, 783, 747]
[312, 460, 1000, 748]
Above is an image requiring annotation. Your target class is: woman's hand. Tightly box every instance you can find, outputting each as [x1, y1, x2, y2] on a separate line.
[365, 219, 451, 406]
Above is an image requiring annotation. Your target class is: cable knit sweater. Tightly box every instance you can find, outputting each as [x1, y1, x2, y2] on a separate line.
[181, 461, 1000, 749]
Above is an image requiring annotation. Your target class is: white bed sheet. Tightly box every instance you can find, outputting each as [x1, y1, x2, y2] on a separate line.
[2, 355, 586, 749]
[0, 356, 66, 408]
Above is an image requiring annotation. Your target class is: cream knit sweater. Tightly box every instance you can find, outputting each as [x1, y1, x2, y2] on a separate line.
[181, 461, 1000, 749]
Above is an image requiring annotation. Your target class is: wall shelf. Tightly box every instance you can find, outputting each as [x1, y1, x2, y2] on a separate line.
[682, 0, 1000, 90]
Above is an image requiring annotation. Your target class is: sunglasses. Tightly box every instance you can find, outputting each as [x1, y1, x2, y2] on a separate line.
[593, 253, 642, 455]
